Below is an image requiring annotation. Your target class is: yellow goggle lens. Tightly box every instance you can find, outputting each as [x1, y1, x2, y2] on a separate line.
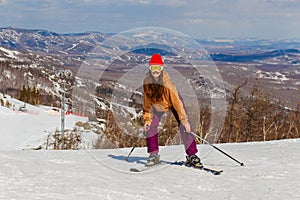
[149, 65, 163, 72]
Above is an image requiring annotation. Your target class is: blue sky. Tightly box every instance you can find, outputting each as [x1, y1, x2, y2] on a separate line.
[1, 0, 300, 39]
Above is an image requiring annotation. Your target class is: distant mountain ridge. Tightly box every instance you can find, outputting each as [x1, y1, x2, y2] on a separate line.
[0, 27, 107, 55]
[210, 49, 300, 63]
[1, 27, 300, 61]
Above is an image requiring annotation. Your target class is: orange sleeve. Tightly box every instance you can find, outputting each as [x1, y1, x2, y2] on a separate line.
[165, 80, 189, 126]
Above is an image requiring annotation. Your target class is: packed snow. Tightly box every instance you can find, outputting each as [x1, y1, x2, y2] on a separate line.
[0, 93, 95, 150]
[0, 94, 300, 200]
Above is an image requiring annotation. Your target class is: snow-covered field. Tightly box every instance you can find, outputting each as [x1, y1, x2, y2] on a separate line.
[0, 94, 95, 150]
[1, 95, 300, 200]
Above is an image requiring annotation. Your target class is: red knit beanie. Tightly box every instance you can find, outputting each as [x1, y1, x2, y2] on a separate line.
[149, 54, 164, 66]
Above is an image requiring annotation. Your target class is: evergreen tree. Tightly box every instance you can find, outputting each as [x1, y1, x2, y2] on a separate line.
[18, 85, 41, 105]
[18, 85, 26, 102]
[0, 98, 4, 107]
[5, 100, 11, 108]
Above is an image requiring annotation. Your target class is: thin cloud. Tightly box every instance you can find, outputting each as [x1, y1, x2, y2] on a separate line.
[1, 0, 299, 39]
[118, 0, 188, 6]
[0, 0, 8, 5]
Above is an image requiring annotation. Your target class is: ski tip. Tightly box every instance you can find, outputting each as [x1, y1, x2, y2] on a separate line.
[214, 170, 223, 175]
[130, 168, 140, 172]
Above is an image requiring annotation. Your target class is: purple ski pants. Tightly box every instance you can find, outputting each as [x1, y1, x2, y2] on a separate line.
[146, 106, 198, 156]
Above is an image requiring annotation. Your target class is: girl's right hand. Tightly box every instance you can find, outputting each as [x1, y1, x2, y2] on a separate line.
[143, 123, 150, 132]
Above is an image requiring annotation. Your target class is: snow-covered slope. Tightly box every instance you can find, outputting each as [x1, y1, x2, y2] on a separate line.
[0, 92, 300, 199]
[0, 139, 299, 199]
[0, 93, 96, 150]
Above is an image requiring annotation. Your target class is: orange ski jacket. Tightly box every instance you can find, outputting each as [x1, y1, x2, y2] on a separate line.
[143, 70, 188, 127]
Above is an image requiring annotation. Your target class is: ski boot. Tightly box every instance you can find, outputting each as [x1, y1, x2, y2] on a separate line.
[186, 154, 203, 168]
[146, 153, 160, 166]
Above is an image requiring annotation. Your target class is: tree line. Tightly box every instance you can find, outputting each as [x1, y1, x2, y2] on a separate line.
[198, 80, 300, 143]
[95, 79, 300, 148]
[18, 85, 40, 105]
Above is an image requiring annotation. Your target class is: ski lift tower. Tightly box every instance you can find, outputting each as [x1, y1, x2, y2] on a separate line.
[55, 69, 73, 150]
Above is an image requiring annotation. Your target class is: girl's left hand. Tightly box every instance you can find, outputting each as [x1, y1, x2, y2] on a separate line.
[184, 122, 191, 133]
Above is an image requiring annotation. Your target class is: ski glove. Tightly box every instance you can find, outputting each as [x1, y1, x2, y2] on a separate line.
[183, 121, 191, 133]
[143, 123, 150, 132]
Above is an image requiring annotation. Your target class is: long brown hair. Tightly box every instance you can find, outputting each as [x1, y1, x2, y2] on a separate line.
[144, 72, 165, 102]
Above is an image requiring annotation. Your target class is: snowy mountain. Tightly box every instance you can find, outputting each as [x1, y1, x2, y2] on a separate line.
[211, 48, 300, 64]
[1, 27, 300, 109]
[0, 27, 299, 148]
[0, 27, 300, 199]
[0, 27, 106, 54]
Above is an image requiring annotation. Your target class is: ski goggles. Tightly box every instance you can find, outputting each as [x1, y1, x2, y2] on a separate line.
[149, 65, 164, 72]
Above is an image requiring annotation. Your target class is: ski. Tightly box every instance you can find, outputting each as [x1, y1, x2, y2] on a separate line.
[130, 161, 168, 172]
[171, 161, 223, 175]
[130, 161, 223, 175]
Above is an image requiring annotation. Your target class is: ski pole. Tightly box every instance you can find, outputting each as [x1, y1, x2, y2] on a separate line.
[190, 132, 244, 166]
[125, 131, 145, 162]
